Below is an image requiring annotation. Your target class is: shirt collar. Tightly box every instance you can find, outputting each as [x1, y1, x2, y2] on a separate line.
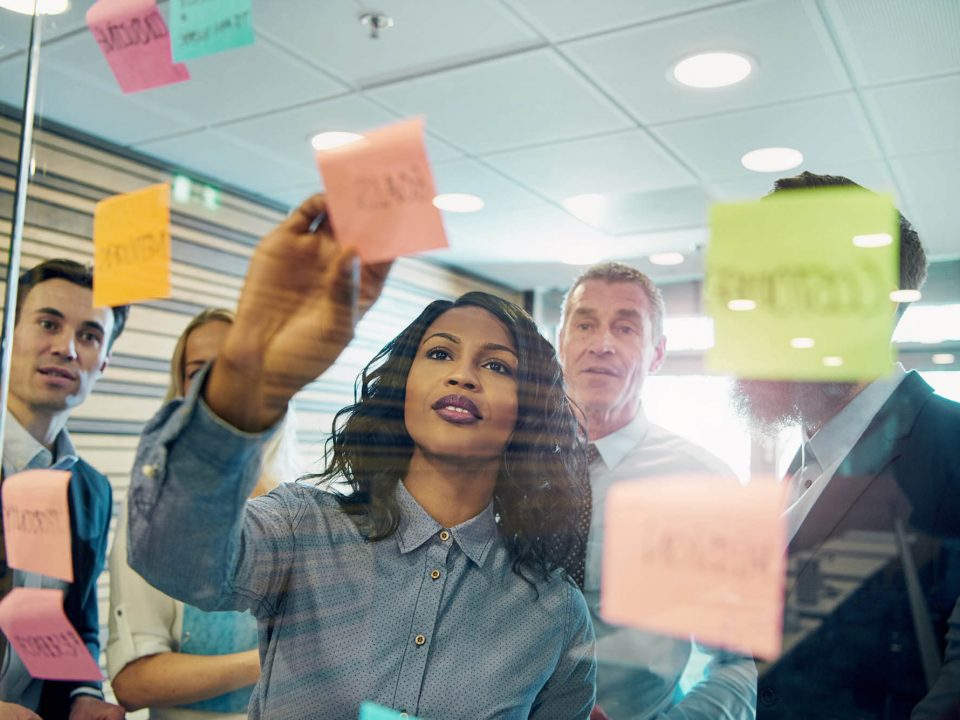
[394, 481, 498, 567]
[592, 408, 650, 469]
[3, 411, 78, 473]
[807, 363, 908, 471]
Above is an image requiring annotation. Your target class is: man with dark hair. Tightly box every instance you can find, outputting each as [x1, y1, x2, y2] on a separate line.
[558, 262, 758, 719]
[0, 259, 128, 719]
[734, 172, 960, 718]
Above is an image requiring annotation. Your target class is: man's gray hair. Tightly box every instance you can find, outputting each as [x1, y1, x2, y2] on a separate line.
[560, 262, 665, 342]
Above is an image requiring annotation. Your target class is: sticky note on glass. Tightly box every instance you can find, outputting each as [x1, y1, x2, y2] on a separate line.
[93, 183, 172, 307]
[359, 702, 420, 720]
[87, 0, 190, 94]
[2, 470, 72, 583]
[704, 187, 899, 380]
[0, 588, 102, 681]
[170, 0, 254, 62]
[316, 118, 449, 264]
[601, 476, 786, 660]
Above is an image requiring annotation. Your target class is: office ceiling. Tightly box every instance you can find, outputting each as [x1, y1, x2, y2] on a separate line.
[1, 0, 958, 291]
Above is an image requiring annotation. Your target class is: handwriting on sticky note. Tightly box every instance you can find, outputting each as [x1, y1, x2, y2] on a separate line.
[0, 588, 102, 681]
[2, 470, 72, 583]
[87, 0, 190, 94]
[170, 0, 254, 62]
[315, 118, 449, 264]
[601, 475, 786, 660]
[93, 183, 172, 308]
[704, 187, 898, 381]
[359, 701, 420, 720]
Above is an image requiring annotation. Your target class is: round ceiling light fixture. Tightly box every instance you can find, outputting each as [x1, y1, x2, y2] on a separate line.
[741, 147, 804, 173]
[672, 52, 753, 89]
[0, 0, 68, 13]
[648, 252, 685, 266]
[310, 131, 362, 152]
[433, 193, 484, 212]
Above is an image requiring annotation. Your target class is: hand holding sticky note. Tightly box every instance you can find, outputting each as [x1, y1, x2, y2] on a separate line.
[87, 0, 190, 94]
[93, 183, 172, 308]
[704, 187, 898, 381]
[0, 588, 102, 682]
[2, 470, 72, 583]
[315, 118, 449, 264]
[601, 475, 786, 660]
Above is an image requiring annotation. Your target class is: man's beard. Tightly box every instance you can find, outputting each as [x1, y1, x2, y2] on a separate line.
[732, 378, 859, 435]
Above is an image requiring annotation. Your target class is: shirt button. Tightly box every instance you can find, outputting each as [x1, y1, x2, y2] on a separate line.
[439, 530, 450, 541]
[804, 479, 813, 489]
[414, 634, 426, 646]
[142, 464, 157, 478]
[430, 569, 441, 580]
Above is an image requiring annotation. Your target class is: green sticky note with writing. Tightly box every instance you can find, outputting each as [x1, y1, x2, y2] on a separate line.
[704, 187, 898, 380]
[170, 0, 254, 62]
[359, 702, 419, 720]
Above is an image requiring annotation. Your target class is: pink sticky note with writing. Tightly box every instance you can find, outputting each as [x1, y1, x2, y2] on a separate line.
[2, 470, 72, 583]
[0, 588, 101, 681]
[87, 0, 190, 94]
[315, 118, 449, 263]
[601, 475, 787, 659]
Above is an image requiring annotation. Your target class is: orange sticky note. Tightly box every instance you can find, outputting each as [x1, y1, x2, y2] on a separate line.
[0, 588, 102, 681]
[315, 118, 449, 263]
[601, 475, 787, 659]
[2, 470, 72, 583]
[87, 0, 190, 94]
[93, 183, 172, 307]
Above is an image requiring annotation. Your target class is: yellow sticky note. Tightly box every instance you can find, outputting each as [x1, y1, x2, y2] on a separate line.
[704, 187, 898, 380]
[93, 183, 172, 307]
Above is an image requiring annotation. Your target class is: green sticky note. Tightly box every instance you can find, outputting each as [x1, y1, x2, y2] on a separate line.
[359, 702, 418, 720]
[170, 0, 254, 62]
[704, 187, 899, 380]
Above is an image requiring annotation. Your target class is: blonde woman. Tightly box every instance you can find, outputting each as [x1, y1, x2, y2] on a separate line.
[107, 309, 301, 719]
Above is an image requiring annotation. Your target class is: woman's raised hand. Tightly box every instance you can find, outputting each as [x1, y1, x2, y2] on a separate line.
[207, 194, 391, 431]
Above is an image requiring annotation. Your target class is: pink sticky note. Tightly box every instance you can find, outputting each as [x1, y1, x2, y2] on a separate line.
[315, 118, 449, 264]
[2, 470, 72, 583]
[87, 0, 190, 94]
[0, 588, 102, 681]
[601, 475, 787, 660]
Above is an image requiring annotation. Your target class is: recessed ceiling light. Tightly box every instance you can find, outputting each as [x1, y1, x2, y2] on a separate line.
[852, 233, 893, 248]
[890, 289, 922, 303]
[932, 353, 956, 365]
[563, 194, 606, 226]
[790, 337, 815, 349]
[649, 252, 685, 266]
[673, 52, 752, 89]
[822, 356, 844, 367]
[433, 193, 484, 212]
[727, 298, 757, 311]
[310, 131, 362, 152]
[0, 0, 68, 14]
[741, 147, 804, 173]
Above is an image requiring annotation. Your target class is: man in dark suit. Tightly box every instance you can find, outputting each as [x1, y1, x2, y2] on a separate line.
[735, 172, 960, 719]
[0, 259, 128, 720]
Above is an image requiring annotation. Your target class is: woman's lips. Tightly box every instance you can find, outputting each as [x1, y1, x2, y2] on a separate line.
[432, 394, 482, 424]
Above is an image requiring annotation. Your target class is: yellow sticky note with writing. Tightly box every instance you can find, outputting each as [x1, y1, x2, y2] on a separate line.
[704, 187, 898, 380]
[93, 183, 172, 307]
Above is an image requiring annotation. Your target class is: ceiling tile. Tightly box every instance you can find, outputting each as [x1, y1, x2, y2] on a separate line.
[574, 185, 712, 234]
[708, 160, 900, 203]
[563, 0, 850, 124]
[821, 0, 960, 86]
[653, 93, 881, 181]
[431, 159, 542, 212]
[485, 129, 694, 202]
[370, 48, 633, 154]
[865, 74, 960, 157]
[891, 151, 960, 260]
[253, 0, 541, 87]
[1, 2, 93, 55]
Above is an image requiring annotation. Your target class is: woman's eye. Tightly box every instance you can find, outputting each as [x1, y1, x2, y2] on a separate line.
[426, 348, 451, 361]
[39, 319, 57, 331]
[484, 360, 513, 376]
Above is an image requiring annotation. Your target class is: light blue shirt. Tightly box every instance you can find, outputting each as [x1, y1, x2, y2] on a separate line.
[127, 376, 596, 720]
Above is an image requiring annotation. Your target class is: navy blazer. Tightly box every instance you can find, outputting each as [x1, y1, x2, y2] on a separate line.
[35, 458, 112, 717]
[758, 371, 960, 718]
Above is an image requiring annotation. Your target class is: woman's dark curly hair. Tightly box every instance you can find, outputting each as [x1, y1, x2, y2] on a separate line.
[313, 291, 588, 587]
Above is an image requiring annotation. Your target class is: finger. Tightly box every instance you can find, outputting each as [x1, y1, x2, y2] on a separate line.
[281, 193, 329, 234]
